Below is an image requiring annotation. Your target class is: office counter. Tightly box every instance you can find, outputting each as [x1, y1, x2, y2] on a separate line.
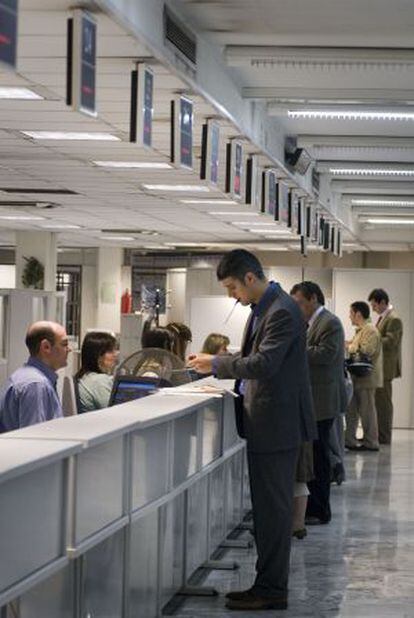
[0, 379, 247, 617]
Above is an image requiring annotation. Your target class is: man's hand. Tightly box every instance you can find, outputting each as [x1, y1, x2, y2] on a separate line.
[187, 353, 214, 374]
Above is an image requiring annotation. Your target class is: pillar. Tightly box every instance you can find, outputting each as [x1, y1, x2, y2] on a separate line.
[15, 232, 57, 291]
[96, 247, 123, 333]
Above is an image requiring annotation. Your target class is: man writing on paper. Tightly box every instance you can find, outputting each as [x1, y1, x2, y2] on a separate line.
[188, 249, 315, 612]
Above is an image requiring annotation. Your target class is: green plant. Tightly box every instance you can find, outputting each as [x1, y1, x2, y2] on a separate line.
[22, 256, 44, 289]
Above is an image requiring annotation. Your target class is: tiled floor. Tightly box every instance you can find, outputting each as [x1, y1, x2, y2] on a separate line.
[174, 429, 414, 617]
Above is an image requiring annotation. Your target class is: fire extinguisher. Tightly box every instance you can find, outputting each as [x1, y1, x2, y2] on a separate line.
[121, 288, 132, 314]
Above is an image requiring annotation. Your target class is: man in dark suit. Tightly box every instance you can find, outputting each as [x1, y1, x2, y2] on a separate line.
[290, 281, 347, 525]
[188, 250, 315, 611]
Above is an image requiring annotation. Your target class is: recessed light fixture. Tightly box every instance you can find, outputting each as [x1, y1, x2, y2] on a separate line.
[143, 184, 210, 192]
[164, 242, 207, 247]
[208, 211, 260, 216]
[182, 199, 238, 205]
[330, 168, 414, 176]
[143, 245, 170, 250]
[22, 131, 120, 141]
[0, 215, 45, 220]
[352, 199, 414, 206]
[288, 110, 414, 121]
[93, 161, 172, 169]
[0, 87, 43, 100]
[251, 228, 292, 234]
[41, 223, 81, 229]
[234, 221, 278, 227]
[364, 218, 414, 225]
[264, 235, 294, 240]
[100, 235, 135, 241]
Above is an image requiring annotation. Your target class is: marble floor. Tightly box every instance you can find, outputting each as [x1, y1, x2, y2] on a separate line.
[174, 429, 414, 618]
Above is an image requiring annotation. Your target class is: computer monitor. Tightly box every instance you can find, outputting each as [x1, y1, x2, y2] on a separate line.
[109, 375, 164, 406]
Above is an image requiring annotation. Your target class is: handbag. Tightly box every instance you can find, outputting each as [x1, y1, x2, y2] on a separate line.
[346, 352, 373, 378]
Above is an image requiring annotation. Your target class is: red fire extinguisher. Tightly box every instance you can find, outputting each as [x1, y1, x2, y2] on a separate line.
[121, 288, 132, 314]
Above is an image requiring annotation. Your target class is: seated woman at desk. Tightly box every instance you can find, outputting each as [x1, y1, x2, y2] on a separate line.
[201, 333, 230, 356]
[138, 326, 175, 379]
[76, 332, 118, 413]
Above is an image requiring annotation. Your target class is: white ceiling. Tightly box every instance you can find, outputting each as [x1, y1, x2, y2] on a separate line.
[174, 0, 414, 248]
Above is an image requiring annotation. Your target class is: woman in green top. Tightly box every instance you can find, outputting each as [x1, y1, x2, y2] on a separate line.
[76, 332, 118, 413]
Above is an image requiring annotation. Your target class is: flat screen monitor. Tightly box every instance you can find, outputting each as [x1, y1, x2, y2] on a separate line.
[109, 375, 161, 406]
[277, 181, 290, 226]
[200, 120, 220, 185]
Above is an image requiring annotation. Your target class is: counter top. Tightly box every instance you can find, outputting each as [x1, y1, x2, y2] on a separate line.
[0, 438, 82, 484]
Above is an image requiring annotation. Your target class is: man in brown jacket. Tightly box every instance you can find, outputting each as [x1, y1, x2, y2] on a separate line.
[368, 289, 403, 445]
[345, 301, 383, 451]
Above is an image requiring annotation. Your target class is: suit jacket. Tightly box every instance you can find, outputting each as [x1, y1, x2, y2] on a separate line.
[307, 309, 347, 421]
[377, 309, 402, 381]
[215, 283, 316, 453]
[348, 322, 383, 390]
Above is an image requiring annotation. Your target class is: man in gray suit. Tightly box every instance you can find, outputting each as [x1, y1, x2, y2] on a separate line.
[291, 281, 347, 525]
[189, 250, 315, 611]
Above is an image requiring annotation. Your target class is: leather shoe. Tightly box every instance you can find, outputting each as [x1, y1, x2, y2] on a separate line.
[358, 445, 379, 451]
[332, 462, 345, 485]
[305, 515, 330, 526]
[226, 588, 255, 601]
[225, 591, 288, 611]
[292, 528, 307, 539]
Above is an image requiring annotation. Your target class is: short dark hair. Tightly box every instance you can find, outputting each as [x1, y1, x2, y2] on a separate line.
[368, 288, 389, 305]
[25, 326, 56, 356]
[166, 322, 192, 360]
[351, 301, 370, 320]
[217, 249, 265, 283]
[290, 281, 325, 306]
[77, 332, 117, 379]
[141, 327, 174, 352]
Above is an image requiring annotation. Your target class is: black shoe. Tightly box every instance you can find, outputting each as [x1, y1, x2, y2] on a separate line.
[305, 515, 331, 526]
[358, 445, 379, 452]
[292, 528, 307, 539]
[332, 463, 345, 485]
[225, 592, 288, 611]
[226, 588, 256, 601]
[345, 444, 361, 451]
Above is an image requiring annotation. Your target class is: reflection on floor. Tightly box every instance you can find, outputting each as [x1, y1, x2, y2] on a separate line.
[174, 430, 414, 618]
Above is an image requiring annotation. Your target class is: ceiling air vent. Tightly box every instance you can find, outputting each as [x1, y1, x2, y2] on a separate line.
[164, 7, 197, 66]
[0, 188, 77, 195]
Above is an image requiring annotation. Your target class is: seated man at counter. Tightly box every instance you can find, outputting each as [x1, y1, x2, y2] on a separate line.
[0, 321, 71, 432]
[188, 249, 315, 612]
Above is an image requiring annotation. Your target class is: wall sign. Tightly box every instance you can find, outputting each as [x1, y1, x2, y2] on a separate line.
[0, 0, 17, 68]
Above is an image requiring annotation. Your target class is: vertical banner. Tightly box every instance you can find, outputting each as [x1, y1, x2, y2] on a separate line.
[201, 120, 220, 184]
[262, 170, 277, 217]
[0, 0, 18, 68]
[277, 181, 290, 226]
[225, 140, 243, 199]
[289, 192, 299, 234]
[68, 10, 97, 116]
[171, 95, 193, 169]
[245, 155, 260, 209]
[130, 65, 154, 146]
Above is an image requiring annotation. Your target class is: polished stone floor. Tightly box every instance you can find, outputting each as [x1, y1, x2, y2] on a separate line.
[175, 430, 414, 618]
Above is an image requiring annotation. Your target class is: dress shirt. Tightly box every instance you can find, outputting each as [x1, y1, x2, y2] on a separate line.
[0, 356, 62, 433]
[376, 304, 393, 327]
[307, 305, 325, 331]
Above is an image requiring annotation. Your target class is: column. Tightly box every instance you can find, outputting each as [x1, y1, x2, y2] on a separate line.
[15, 231, 57, 291]
[96, 247, 123, 333]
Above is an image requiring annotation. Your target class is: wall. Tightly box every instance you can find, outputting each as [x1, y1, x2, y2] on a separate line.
[96, 248, 124, 334]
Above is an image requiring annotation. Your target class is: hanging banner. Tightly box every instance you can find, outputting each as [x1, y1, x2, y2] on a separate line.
[130, 65, 154, 147]
[226, 140, 243, 199]
[0, 0, 18, 68]
[201, 120, 220, 184]
[67, 10, 97, 116]
[171, 95, 193, 169]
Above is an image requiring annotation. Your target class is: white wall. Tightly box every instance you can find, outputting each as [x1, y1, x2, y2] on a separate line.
[333, 269, 413, 429]
[0, 265, 15, 288]
[96, 247, 123, 334]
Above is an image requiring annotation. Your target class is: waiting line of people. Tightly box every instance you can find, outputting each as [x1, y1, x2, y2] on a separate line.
[0, 249, 403, 612]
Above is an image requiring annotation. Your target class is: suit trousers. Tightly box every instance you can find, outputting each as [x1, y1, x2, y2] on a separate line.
[375, 380, 393, 445]
[247, 447, 298, 597]
[306, 418, 334, 522]
[346, 388, 379, 449]
[328, 415, 346, 472]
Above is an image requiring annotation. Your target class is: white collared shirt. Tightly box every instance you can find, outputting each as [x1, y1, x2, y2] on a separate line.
[308, 305, 325, 330]
[376, 304, 393, 326]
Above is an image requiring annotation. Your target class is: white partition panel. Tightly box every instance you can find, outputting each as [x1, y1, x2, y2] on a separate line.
[189, 296, 250, 354]
[332, 269, 413, 428]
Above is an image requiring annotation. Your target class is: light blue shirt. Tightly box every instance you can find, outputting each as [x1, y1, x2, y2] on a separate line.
[0, 357, 63, 433]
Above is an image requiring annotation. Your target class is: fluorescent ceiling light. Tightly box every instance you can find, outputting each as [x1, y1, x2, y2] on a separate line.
[0, 87, 43, 100]
[288, 110, 414, 121]
[264, 235, 294, 240]
[233, 221, 278, 226]
[41, 223, 81, 229]
[352, 199, 414, 207]
[164, 242, 207, 247]
[330, 168, 414, 176]
[143, 184, 210, 192]
[251, 228, 292, 234]
[100, 235, 135, 241]
[93, 161, 172, 169]
[364, 218, 414, 224]
[182, 199, 238, 205]
[0, 215, 45, 220]
[22, 131, 120, 141]
[143, 245, 170, 250]
[209, 211, 260, 216]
